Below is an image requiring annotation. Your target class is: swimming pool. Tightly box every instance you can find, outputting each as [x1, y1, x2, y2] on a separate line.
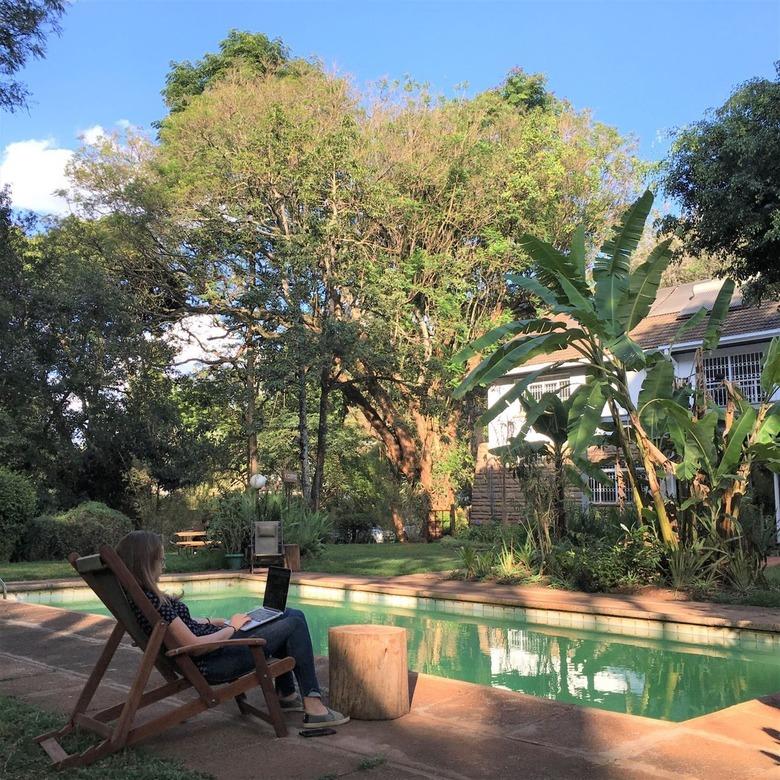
[15, 581, 780, 722]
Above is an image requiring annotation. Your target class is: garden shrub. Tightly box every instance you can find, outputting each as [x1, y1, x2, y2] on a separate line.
[283, 501, 333, 557]
[16, 501, 133, 561]
[209, 492, 254, 553]
[552, 526, 663, 592]
[0, 468, 37, 562]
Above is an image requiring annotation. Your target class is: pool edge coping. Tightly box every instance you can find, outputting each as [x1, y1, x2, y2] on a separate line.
[6, 569, 780, 634]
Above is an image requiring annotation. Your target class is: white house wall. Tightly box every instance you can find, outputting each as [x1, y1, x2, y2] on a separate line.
[487, 339, 775, 452]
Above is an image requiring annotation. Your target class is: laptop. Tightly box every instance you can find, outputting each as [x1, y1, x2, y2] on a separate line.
[239, 566, 291, 631]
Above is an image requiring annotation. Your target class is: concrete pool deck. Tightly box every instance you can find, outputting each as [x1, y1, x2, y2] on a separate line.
[2, 574, 780, 779]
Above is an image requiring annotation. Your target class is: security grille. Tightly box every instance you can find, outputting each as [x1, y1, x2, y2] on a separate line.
[527, 378, 573, 402]
[589, 466, 619, 505]
[703, 351, 763, 405]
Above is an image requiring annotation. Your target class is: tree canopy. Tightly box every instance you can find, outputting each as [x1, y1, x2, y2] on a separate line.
[661, 63, 780, 301]
[0, 0, 67, 111]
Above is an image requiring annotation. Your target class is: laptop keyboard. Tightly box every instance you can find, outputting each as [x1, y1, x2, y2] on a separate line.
[248, 607, 279, 622]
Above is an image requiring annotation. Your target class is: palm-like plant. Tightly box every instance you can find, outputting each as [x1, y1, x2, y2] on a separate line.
[492, 391, 572, 537]
[454, 190, 734, 546]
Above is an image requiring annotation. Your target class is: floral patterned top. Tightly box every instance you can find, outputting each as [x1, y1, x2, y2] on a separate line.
[130, 589, 223, 674]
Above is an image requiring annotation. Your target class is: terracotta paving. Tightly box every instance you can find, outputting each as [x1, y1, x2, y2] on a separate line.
[2, 588, 780, 779]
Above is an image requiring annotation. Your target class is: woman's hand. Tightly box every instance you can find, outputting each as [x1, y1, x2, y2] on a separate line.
[229, 613, 249, 631]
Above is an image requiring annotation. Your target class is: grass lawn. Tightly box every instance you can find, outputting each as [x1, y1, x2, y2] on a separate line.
[766, 563, 780, 586]
[0, 549, 226, 583]
[0, 694, 211, 780]
[302, 543, 462, 577]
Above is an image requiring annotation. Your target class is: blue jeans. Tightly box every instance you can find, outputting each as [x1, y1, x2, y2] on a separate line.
[199, 607, 321, 697]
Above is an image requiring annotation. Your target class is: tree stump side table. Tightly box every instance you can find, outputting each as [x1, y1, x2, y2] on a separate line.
[327, 625, 410, 720]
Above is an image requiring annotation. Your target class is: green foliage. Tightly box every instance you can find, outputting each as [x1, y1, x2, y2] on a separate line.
[661, 63, 780, 301]
[162, 30, 292, 114]
[282, 500, 333, 557]
[553, 525, 664, 592]
[0, 1, 67, 112]
[16, 501, 133, 561]
[0, 467, 36, 561]
[209, 492, 254, 553]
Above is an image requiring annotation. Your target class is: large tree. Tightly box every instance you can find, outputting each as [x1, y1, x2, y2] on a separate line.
[67, 37, 642, 539]
[0, 0, 67, 111]
[661, 63, 780, 301]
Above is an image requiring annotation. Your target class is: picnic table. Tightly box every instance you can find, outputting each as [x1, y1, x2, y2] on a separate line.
[173, 530, 214, 553]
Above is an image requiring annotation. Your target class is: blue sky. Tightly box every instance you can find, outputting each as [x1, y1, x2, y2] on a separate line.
[1, 0, 778, 213]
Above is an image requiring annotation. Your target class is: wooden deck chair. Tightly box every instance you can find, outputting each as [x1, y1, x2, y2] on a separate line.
[250, 521, 285, 572]
[35, 544, 295, 770]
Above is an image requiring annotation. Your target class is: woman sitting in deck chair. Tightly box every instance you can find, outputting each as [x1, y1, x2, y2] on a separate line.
[116, 531, 349, 729]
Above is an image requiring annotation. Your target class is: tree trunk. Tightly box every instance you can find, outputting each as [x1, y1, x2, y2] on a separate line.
[244, 343, 259, 484]
[297, 366, 311, 503]
[553, 449, 566, 538]
[311, 361, 331, 511]
[391, 504, 408, 543]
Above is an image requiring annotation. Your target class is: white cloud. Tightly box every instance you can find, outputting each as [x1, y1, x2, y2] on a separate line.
[0, 139, 72, 215]
[116, 118, 132, 130]
[166, 315, 240, 372]
[79, 124, 107, 145]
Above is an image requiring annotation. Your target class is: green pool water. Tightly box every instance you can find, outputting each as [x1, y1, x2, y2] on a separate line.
[33, 586, 780, 722]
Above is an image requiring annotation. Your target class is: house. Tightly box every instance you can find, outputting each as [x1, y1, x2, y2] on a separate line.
[470, 280, 780, 537]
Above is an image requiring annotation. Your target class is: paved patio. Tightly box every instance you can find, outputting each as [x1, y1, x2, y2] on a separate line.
[2, 580, 780, 779]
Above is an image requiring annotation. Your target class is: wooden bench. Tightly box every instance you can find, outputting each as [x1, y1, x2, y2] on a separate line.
[173, 530, 214, 553]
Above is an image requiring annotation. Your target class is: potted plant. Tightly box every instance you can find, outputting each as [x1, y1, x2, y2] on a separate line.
[210, 492, 255, 570]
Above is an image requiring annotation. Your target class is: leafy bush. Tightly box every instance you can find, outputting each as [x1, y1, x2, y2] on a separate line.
[16, 502, 134, 561]
[283, 501, 333, 557]
[0, 468, 37, 562]
[209, 492, 254, 553]
[552, 525, 664, 592]
[332, 511, 374, 544]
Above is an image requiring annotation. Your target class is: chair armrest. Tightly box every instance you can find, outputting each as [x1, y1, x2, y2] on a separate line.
[166, 638, 267, 657]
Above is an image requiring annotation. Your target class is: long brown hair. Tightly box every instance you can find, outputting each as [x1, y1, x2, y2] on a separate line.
[116, 530, 175, 605]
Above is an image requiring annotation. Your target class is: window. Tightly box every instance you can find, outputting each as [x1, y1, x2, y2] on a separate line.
[589, 466, 620, 505]
[527, 378, 573, 401]
[587, 465, 642, 505]
[703, 351, 763, 405]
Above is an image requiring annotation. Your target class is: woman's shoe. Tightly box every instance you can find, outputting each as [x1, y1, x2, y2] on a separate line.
[302, 707, 350, 728]
[279, 696, 305, 712]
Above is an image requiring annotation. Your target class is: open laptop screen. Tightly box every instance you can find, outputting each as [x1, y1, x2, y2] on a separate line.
[263, 566, 291, 612]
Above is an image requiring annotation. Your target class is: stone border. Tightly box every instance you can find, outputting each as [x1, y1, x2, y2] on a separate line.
[8, 570, 780, 652]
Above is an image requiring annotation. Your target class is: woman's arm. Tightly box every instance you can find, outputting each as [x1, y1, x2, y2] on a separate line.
[166, 613, 249, 656]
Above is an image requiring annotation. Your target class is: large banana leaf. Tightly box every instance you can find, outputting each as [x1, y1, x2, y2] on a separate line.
[620, 238, 674, 330]
[606, 332, 646, 370]
[506, 273, 561, 310]
[455, 330, 580, 397]
[638, 357, 674, 437]
[648, 401, 718, 479]
[477, 365, 553, 426]
[756, 402, 780, 444]
[670, 307, 708, 349]
[760, 337, 780, 395]
[714, 405, 757, 482]
[517, 391, 568, 441]
[557, 275, 603, 333]
[702, 280, 735, 351]
[453, 318, 564, 364]
[567, 379, 608, 455]
[594, 269, 629, 339]
[520, 235, 590, 297]
[593, 190, 654, 278]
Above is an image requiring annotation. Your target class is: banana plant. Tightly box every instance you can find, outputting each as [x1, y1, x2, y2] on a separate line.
[491, 391, 572, 537]
[641, 337, 780, 533]
[454, 190, 734, 547]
